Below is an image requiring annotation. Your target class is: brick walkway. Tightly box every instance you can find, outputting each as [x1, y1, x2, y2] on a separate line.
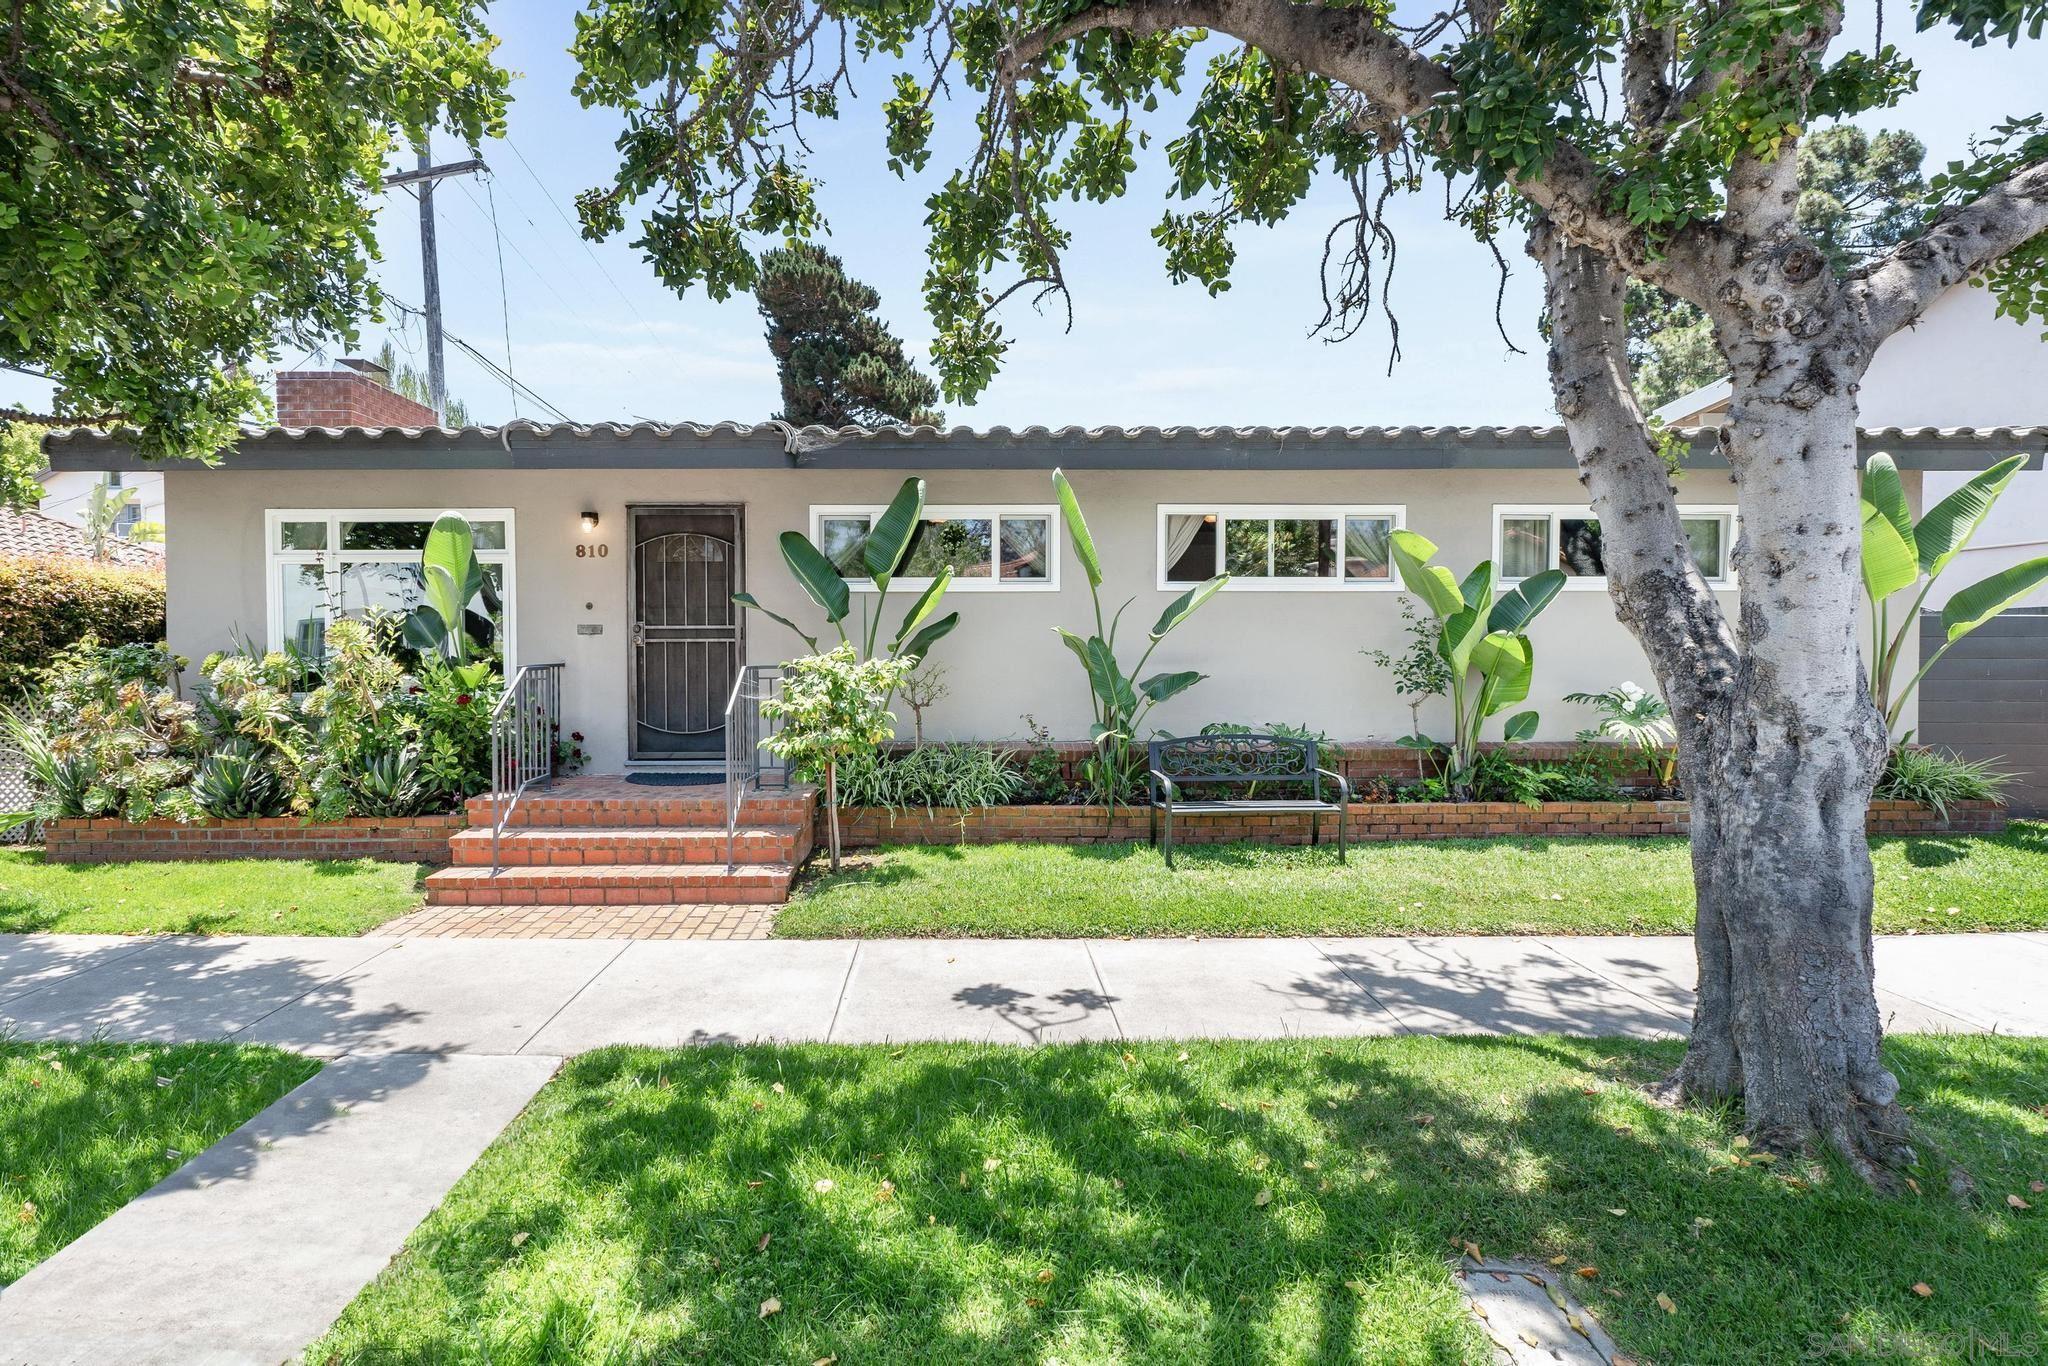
[377, 901, 778, 941]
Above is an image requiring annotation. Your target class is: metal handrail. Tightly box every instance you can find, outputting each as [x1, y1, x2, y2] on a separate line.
[490, 662, 565, 872]
[723, 663, 787, 869]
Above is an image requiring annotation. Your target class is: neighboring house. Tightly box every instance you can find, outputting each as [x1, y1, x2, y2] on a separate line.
[0, 503, 164, 569]
[43, 411, 2038, 774]
[37, 467, 164, 541]
[1657, 281, 2048, 610]
[34, 356, 441, 547]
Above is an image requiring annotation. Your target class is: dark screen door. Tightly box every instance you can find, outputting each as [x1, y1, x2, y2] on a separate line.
[630, 507, 743, 759]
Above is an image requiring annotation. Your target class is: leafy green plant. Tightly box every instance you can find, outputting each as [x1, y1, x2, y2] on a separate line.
[1364, 595, 1455, 778]
[1862, 453, 2048, 739]
[1567, 682, 1679, 794]
[1052, 469, 1226, 816]
[413, 660, 501, 803]
[1875, 746, 2013, 820]
[1389, 530, 1567, 800]
[759, 645, 916, 870]
[834, 743, 1020, 819]
[1016, 714, 1072, 804]
[1, 705, 96, 820]
[735, 476, 960, 680]
[192, 741, 289, 819]
[400, 513, 497, 688]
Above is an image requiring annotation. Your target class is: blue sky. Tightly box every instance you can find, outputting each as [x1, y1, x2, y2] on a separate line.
[10, 3, 2044, 429]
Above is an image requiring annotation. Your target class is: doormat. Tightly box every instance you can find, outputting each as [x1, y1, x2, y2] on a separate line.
[624, 772, 723, 787]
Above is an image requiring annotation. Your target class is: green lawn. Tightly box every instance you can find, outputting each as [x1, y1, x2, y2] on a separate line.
[0, 1041, 320, 1285]
[309, 1036, 2047, 1364]
[0, 849, 426, 935]
[778, 821, 2048, 938]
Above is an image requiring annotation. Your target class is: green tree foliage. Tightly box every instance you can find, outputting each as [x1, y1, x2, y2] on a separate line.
[0, 423, 45, 512]
[1, 3, 508, 460]
[373, 342, 472, 428]
[1630, 125, 1930, 409]
[756, 244, 944, 428]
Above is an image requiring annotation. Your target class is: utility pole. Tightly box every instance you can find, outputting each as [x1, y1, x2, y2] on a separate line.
[384, 145, 484, 420]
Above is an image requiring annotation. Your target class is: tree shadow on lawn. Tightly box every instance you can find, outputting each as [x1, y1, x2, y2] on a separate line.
[323, 1035, 2047, 1365]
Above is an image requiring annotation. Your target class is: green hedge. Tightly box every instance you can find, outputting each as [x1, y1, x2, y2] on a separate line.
[0, 555, 166, 698]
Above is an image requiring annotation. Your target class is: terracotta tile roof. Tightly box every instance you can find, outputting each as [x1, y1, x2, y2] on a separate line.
[0, 507, 163, 569]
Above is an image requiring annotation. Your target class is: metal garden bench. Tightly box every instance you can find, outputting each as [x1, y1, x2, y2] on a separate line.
[1146, 733, 1352, 869]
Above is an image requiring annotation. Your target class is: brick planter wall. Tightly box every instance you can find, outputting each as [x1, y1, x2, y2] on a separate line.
[41, 815, 464, 864]
[828, 798, 2005, 848]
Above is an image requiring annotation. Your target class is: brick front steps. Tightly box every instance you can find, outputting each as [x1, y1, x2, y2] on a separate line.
[829, 798, 2007, 847]
[422, 780, 818, 913]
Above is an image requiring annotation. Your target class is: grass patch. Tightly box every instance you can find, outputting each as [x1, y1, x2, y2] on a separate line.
[0, 1040, 319, 1284]
[777, 821, 2048, 938]
[310, 1036, 2048, 1364]
[0, 848, 426, 935]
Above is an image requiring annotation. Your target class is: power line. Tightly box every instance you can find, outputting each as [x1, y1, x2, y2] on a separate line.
[484, 176, 521, 419]
[383, 295, 574, 424]
[501, 135, 651, 325]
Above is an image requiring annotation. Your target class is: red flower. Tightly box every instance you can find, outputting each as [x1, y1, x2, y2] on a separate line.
[455, 694, 473, 706]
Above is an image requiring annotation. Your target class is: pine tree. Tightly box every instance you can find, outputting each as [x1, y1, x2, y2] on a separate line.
[756, 245, 943, 428]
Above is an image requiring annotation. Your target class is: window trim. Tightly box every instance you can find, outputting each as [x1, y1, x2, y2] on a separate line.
[1491, 503, 1739, 590]
[1156, 503, 1408, 592]
[264, 508, 518, 666]
[808, 503, 1062, 592]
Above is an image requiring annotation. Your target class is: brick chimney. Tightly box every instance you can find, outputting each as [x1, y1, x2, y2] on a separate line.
[275, 359, 443, 429]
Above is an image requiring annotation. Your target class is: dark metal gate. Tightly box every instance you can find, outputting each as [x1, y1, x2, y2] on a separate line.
[630, 506, 744, 760]
[1917, 608, 2048, 816]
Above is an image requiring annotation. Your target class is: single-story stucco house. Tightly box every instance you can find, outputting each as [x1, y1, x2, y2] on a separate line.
[41, 364, 2046, 776]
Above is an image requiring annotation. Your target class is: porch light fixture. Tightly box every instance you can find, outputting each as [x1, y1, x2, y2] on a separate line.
[580, 510, 600, 535]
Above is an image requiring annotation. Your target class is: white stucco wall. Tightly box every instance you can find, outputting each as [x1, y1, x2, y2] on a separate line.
[1866, 285, 2048, 610]
[158, 460, 1904, 772]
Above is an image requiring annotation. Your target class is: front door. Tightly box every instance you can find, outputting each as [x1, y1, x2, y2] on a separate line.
[630, 506, 743, 760]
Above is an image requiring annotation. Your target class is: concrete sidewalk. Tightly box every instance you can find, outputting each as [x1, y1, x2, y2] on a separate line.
[4, 930, 2043, 1051]
[0, 1052, 558, 1364]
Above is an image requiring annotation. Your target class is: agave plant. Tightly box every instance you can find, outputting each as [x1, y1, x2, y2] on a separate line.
[1862, 453, 2048, 740]
[1051, 469, 1226, 814]
[192, 740, 290, 819]
[1566, 681, 1678, 792]
[735, 476, 959, 680]
[1390, 530, 1566, 799]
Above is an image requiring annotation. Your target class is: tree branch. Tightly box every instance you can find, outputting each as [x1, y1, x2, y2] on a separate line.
[1853, 158, 2048, 340]
[1000, 0, 1730, 307]
[1529, 216, 1739, 740]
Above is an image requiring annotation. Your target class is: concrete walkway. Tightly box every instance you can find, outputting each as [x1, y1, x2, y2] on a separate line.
[4, 930, 2044, 1051]
[0, 1051, 558, 1364]
[1, 930, 2041, 1363]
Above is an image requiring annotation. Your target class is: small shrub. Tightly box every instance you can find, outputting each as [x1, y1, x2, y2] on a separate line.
[836, 742, 1020, 813]
[1876, 746, 2012, 819]
[0, 556, 165, 699]
[1016, 715, 1072, 803]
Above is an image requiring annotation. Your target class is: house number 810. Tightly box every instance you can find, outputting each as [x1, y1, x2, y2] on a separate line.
[577, 543, 609, 558]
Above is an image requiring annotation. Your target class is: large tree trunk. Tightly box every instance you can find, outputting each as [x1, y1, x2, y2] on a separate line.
[1533, 220, 1913, 1182]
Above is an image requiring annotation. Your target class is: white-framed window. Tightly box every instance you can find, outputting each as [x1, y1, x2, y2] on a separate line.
[1158, 504, 1406, 591]
[808, 504, 1060, 592]
[1492, 504, 1738, 588]
[265, 509, 517, 663]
